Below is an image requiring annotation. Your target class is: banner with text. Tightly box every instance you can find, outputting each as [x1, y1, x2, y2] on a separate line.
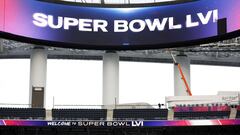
[0, 0, 240, 49]
[0, 120, 240, 127]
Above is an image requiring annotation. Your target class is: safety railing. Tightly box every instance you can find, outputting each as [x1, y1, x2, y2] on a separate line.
[0, 103, 31, 108]
[53, 103, 166, 109]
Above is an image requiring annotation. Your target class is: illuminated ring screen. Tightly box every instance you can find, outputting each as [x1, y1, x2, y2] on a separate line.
[0, 0, 240, 50]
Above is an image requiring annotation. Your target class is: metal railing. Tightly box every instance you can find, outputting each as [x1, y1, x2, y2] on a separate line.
[0, 103, 31, 108]
[53, 104, 165, 109]
[0, 102, 165, 109]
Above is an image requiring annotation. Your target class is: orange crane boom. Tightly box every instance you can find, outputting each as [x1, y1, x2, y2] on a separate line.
[176, 63, 192, 96]
[171, 52, 192, 96]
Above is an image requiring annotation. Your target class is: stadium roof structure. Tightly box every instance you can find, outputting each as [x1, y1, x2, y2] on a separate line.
[1, 37, 240, 67]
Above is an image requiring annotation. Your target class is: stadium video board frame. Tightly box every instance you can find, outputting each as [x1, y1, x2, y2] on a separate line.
[0, 0, 240, 50]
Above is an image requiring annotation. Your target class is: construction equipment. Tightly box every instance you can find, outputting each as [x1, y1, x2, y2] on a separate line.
[170, 52, 192, 96]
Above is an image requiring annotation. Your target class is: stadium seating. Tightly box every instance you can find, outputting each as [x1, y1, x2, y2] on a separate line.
[236, 111, 240, 118]
[174, 105, 231, 112]
[52, 109, 107, 120]
[0, 108, 45, 119]
[0, 106, 237, 120]
[236, 105, 240, 118]
[113, 109, 168, 120]
[174, 105, 231, 120]
[174, 111, 230, 120]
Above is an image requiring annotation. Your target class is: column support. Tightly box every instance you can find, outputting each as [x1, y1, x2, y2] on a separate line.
[102, 51, 119, 109]
[29, 47, 47, 108]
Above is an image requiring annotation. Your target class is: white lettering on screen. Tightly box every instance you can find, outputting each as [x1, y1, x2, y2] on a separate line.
[33, 9, 218, 33]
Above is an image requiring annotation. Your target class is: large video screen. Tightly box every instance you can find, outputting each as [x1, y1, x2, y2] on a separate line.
[0, 0, 240, 49]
